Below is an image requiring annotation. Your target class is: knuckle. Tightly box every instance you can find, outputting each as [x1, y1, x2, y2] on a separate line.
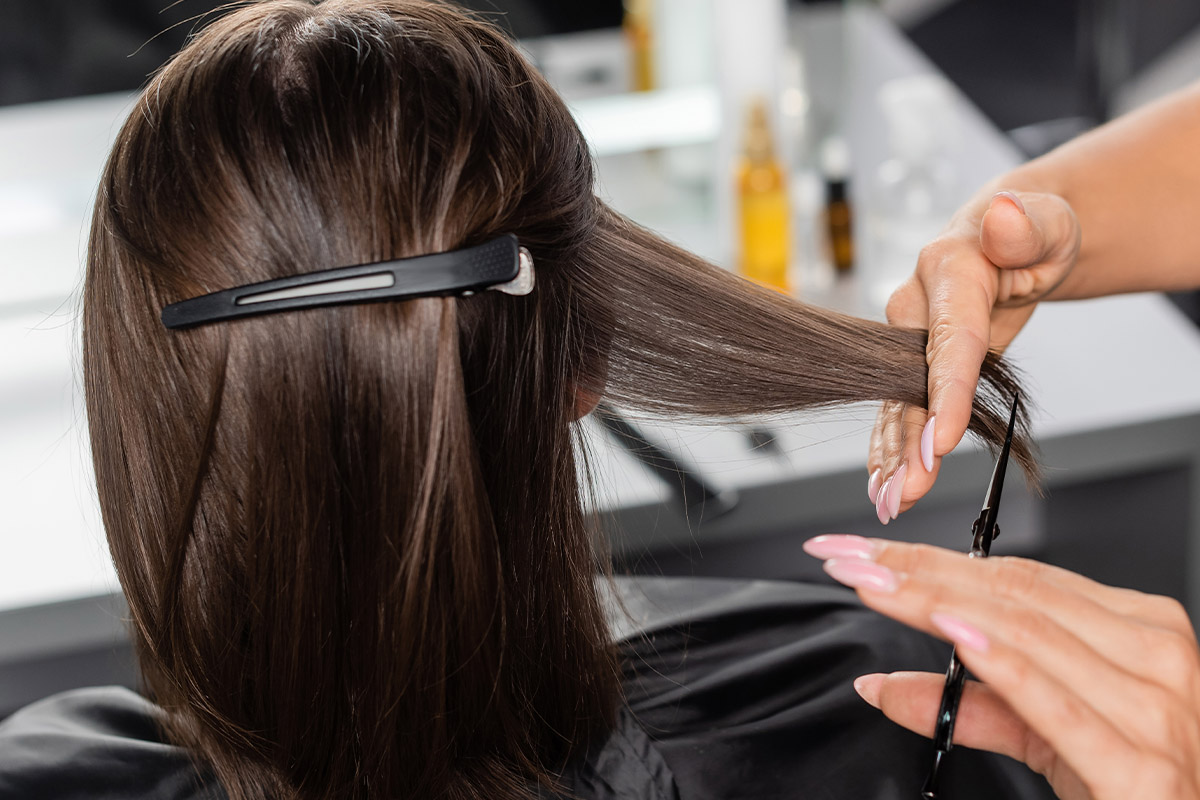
[877, 541, 940, 580]
[1137, 685, 1186, 746]
[1001, 606, 1054, 651]
[987, 557, 1046, 599]
[1137, 753, 1190, 797]
[868, 433, 885, 464]
[1148, 594, 1192, 631]
[923, 369, 983, 417]
[879, 417, 906, 453]
[901, 405, 929, 432]
[1019, 730, 1057, 777]
[989, 648, 1036, 693]
[1150, 630, 1200, 687]
[926, 319, 990, 363]
[915, 240, 957, 276]
[921, 585, 958, 618]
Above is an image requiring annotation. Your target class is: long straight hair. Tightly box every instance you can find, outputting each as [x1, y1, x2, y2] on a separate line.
[82, 2, 1034, 799]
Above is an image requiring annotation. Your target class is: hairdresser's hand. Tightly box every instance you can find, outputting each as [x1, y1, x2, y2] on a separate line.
[804, 534, 1200, 800]
[867, 190, 1080, 521]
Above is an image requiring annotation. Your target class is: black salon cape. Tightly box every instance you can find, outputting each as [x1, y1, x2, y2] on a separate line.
[0, 577, 1055, 800]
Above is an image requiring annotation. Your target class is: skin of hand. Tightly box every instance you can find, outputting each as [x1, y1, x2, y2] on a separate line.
[803, 534, 1200, 800]
[868, 84, 1200, 523]
[865, 188, 1081, 523]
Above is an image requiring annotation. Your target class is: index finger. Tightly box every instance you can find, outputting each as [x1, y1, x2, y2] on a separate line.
[869, 539, 1195, 637]
[917, 247, 999, 459]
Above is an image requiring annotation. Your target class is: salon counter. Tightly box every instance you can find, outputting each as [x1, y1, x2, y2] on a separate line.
[4, 6, 1200, 715]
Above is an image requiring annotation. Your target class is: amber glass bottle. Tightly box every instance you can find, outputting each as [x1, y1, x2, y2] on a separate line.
[821, 136, 855, 273]
[736, 99, 791, 293]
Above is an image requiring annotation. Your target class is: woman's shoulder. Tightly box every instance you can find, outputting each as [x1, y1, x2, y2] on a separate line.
[0, 686, 222, 800]
[607, 575, 1056, 800]
[0, 581, 1053, 800]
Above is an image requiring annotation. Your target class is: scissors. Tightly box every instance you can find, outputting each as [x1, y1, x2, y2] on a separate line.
[921, 393, 1020, 799]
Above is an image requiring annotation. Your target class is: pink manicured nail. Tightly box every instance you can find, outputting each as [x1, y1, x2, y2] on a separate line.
[992, 190, 1025, 215]
[867, 469, 882, 504]
[931, 612, 990, 653]
[824, 558, 899, 593]
[853, 673, 884, 708]
[803, 534, 875, 561]
[875, 478, 892, 525]
[886, 463, 907, 519]
[921, 417, 936, 473]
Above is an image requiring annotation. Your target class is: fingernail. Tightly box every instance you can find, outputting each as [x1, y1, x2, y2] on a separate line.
[930, 612, 990, 653]
[824, 558, 899, 593]
[921, 416, 936, 473]
[853, 673, 884, 709]
[875, 478, 891, 525]
[803, 534, 875, 561]
[886, 463, 907, 520]
[991, 190, 1025, 215]
[867, 469, 882, 504]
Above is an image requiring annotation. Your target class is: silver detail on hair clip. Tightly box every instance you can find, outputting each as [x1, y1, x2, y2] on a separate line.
[490, 247, 535, 296]
[235, 272, 395, 305]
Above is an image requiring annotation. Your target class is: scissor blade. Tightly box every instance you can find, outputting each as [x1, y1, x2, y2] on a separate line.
[978, 395, 1020, 528]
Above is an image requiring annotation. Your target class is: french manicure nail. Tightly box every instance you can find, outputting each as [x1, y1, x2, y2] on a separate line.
[824, 558, 899, 593]
[930, 612, 990, 653]
[853, 673, 884, 709]
[803, 534, 875, 561]
[867, 469, 882, 504]
[876, 478, 892, 525]
[992, 190, 1025, 215]
[921, 417, 936, 473]
[886, 463, 907, 520]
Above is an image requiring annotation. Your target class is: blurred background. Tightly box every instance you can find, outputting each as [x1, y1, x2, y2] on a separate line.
[5, 0, 1200, 717]
[8, 0, 1200, 141]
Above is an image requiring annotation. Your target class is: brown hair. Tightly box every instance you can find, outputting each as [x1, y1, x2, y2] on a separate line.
[82, 2, 1034, 799]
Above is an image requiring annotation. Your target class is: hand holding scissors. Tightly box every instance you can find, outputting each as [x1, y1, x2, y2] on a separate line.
[806, 396, 1200, 799]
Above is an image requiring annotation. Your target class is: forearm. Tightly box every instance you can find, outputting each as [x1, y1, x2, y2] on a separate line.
[975, 83, 1200, 299]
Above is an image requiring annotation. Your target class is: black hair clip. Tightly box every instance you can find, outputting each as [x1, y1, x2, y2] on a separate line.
[161, 234, 534, 329]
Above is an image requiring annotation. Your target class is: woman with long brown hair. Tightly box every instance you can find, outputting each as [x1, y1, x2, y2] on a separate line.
[0, 2, 1065, 798]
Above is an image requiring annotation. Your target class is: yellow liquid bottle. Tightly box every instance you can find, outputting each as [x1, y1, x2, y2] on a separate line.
[624, 0, 656, 92]
[737, 99, 791, 293]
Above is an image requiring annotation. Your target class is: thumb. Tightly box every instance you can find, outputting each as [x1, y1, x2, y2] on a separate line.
[980, 191, 1077, 270]
[855, 671, 1032, 762]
